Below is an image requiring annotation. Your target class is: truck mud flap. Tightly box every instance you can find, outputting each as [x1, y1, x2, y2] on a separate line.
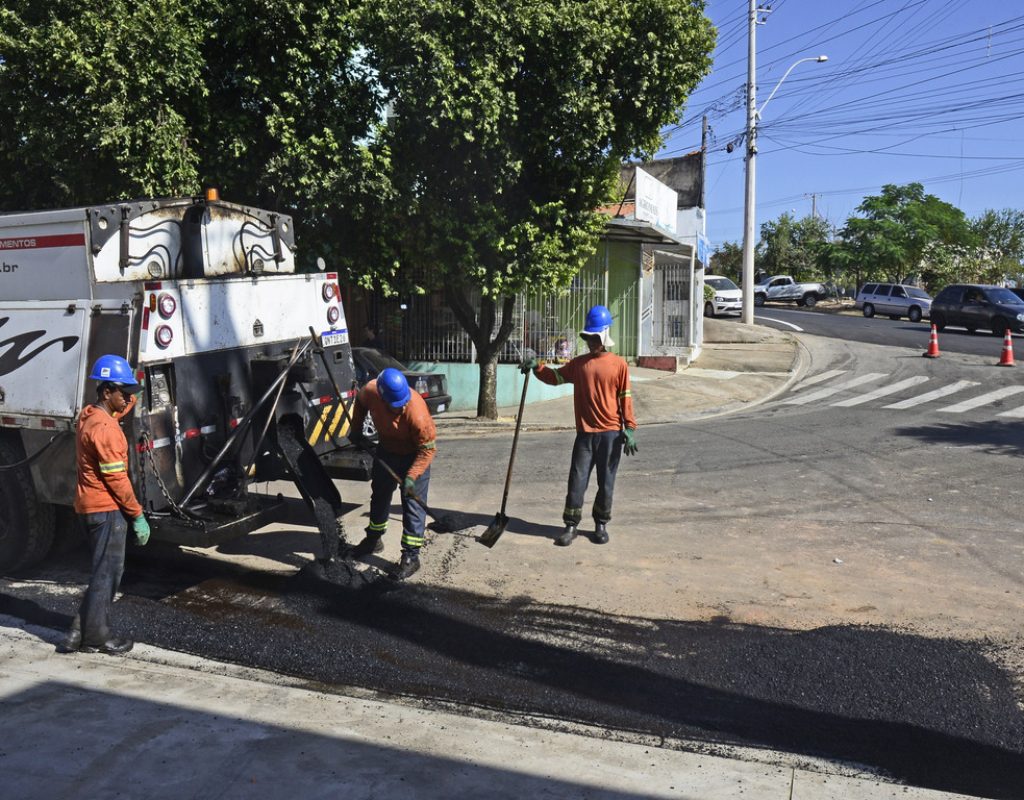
[150, 495, 286, 548]
[271, 416, 345, 563]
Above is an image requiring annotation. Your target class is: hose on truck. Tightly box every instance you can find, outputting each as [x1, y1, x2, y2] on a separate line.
[0, 433, 67, 472]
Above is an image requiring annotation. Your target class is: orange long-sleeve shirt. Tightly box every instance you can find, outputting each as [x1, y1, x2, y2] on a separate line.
[535, 351, 637, 433]
[350, 380, 437, 480]
[74, 397, 143, 518]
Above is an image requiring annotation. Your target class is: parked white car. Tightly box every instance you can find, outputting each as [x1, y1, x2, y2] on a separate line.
[704, 275, 742, 317]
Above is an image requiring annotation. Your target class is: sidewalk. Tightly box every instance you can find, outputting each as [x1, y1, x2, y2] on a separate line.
[0, 619, 974, 800]
[436, 319, 805, 436]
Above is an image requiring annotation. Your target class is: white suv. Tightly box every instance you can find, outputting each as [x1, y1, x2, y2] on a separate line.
[704, 275, 742, 317]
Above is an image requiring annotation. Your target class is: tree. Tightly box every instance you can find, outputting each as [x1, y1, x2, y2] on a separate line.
[971, 209, 1024, 286]
[0, 1, 207, 207]
[0, 0, 383, 269]
[757, 213, 831, 281]
[356, 0, 715, 417]
[710, 241, 742, 282]
[833, 183, 974, 289]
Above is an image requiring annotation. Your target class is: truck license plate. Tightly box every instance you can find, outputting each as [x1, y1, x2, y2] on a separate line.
[320, 330, 348, 347]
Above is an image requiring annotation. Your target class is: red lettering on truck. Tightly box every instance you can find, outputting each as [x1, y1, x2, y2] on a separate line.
[0, 234, 86, 250]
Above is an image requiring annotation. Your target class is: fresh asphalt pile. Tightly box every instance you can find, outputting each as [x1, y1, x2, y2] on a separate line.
[2, 545, 1022, 799]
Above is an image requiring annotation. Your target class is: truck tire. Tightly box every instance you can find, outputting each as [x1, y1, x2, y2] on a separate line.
[754, 293, 766, 307]
[0, 436, 56, 573]
[802, 293, 818, 308]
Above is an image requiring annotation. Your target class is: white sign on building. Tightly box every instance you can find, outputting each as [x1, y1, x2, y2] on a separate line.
[634, 167, 678, 233]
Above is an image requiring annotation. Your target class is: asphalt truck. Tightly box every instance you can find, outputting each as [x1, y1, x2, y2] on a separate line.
[0, 191, 372, 572]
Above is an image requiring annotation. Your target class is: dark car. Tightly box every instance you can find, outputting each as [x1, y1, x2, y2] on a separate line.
[351, 347, 451, 416]
[1010, 287, 1024, 302]
[929, 284, 1024, 336]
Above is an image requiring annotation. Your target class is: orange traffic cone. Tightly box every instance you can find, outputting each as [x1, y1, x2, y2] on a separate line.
[923, 324, 941, 358]
[998, 328, 1015, 367]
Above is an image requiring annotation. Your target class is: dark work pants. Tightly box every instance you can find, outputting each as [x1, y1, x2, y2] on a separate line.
[563, 430, 623, 526]
[368, 450, 430, 556]
[72, 510, 128, 646]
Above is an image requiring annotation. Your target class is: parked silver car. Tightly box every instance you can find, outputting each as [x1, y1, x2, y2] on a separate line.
[855, 282, 932, 322]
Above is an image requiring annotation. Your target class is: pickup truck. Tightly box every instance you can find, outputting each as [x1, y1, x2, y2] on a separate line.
[754, 275, 827, 308]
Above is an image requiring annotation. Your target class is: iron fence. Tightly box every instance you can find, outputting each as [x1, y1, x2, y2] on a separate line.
[364, 259, 618, 364]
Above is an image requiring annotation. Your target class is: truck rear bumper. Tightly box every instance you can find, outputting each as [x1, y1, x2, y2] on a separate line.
[150, 494, 287, 548]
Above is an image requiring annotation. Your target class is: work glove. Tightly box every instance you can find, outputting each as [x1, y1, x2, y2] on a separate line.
[622, 428, 638, 457]
[132, 514, 151, 546]
[402, 476, 417, 497]
[519, 356, 539, 375]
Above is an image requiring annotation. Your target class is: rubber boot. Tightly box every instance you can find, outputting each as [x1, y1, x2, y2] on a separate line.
[591, 522, 609, 545]
[391, 552, 420, 581]
[555, 524, 578, 547]
[349, 531, 384, 558]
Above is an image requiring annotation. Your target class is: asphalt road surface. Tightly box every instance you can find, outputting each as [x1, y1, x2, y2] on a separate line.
[752, 305, 1015, 359]
[2, 335, 1022, 799]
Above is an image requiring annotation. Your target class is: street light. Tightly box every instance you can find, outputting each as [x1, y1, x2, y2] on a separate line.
[741, 51, 828, 325]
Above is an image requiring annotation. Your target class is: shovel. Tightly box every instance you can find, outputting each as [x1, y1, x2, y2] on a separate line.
[478, 369, 530, 548]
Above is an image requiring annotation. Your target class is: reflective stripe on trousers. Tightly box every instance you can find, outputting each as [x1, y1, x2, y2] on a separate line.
[368, 450, 430, 555]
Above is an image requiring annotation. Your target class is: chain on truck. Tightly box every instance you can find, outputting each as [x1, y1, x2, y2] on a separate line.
[0, 190, 373, 573]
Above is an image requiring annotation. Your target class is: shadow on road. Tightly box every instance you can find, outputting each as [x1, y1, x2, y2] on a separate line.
[893, 419, 1024, 458]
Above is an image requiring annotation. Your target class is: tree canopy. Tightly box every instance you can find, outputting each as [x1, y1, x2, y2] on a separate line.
[757, 213, 831, 282]
[832, 183, 974, 287]
[357, 0, 715, 415]
[0, 0, 382, 268]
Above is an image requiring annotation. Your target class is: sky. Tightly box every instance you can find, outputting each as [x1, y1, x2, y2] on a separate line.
[657, 0, 1024, 250]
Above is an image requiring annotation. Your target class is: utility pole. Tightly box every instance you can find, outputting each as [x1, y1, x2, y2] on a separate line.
[741, 0, 758, 325]
[805, 192, 821, 219]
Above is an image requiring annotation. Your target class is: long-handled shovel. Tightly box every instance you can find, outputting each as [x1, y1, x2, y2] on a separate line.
[478, 370, 530, 548]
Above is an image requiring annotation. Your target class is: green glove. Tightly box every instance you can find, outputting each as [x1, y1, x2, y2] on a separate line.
[519, 356, 539, 375]
[132, 514, 151, 546]
[403, 476, 417, 497]
[622, 428, 638, 456]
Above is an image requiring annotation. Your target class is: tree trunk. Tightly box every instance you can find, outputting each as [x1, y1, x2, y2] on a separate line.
[444, 284, 518, 420]
[476, 358, 497, 418]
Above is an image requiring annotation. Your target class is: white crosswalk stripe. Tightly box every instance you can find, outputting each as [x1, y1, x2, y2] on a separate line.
[782, 373, 889, 405]
[996, 403, 1024, 418]
[936, 385, 1024, 413]
[831, 376, 932, 407]
[883, 380, 979, 409]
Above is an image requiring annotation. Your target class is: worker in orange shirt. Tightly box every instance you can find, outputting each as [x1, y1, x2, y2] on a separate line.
[60, 355, 150, 655]
[521, 305, 637, 546]
[347, 368, 436, 580]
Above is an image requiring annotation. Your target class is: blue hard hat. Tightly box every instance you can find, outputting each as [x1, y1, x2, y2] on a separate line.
[583, 305, 613, 334]
[89, 354, 138, 385]
[377, 367, 411, 409]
